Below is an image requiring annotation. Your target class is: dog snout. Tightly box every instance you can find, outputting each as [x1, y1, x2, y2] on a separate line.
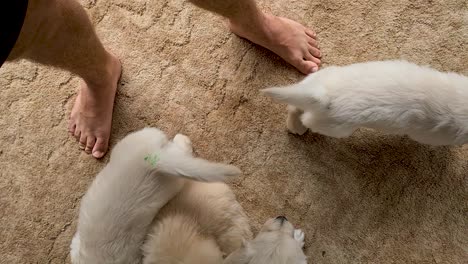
[275, 216, 288, 224]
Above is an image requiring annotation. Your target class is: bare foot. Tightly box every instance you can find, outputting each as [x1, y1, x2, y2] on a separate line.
[68, 52, 121, 159]
[230, 13, 321, 74]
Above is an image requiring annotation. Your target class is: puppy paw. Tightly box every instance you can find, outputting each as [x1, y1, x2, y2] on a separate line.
[294, 229, 305, 248]
[287, 115, 308, 135]
[288, 121, 308, 135]
[173, 134, 193, 153]
[287, 106, 308, 135]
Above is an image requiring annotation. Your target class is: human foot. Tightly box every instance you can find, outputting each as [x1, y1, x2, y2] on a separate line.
[68, 53, 121, 159]
[230, 13, 321, 74]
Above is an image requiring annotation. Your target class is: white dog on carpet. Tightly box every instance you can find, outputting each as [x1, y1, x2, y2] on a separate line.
[70, 127, 308, 264]
[70, 128, 245, 264]
[262, 60, 468, 145]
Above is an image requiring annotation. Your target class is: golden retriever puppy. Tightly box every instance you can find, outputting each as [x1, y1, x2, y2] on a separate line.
[70, 128, 241, 264]
[142, 181, 253, 264]
[224, 216, 307, 264]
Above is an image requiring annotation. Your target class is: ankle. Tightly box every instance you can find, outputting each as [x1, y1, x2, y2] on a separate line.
[228, 6, 266, 30]
[83, 52, 119, 90]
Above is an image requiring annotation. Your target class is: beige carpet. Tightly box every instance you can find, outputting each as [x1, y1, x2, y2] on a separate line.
[1, 0, 467, 263]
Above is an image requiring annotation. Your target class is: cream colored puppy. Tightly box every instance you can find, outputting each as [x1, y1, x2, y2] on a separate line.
[263, 60, 468, 145]
[142, 134, 252, 264]
[224, 216, 307, 264]
[70, 128, 241, 264]
[142, 182, 253, 264]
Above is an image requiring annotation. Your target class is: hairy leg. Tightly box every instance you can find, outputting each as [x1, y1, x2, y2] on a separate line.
[8, 0, 121, 158]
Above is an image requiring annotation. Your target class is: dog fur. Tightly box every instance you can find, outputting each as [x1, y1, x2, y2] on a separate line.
[142, 180, 253, 264]
[70, 128, 243, 264]
[262, 60, 468, 145]
[224, 217, 307, 264]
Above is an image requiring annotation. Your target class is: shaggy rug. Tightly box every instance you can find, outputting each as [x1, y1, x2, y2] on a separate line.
[0, 0, 466, 263]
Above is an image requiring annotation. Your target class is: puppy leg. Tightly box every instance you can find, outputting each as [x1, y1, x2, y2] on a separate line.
[301, 112, 355, 138]
[294, 229, 305, 248]
[217, 224, 253, 256]
[287, 105, 308, 135]
[173, 134, 193, 154]
[214, 197, 253, 256]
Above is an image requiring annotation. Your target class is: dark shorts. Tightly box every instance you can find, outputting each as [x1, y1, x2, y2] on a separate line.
[0, 0, 29, 68]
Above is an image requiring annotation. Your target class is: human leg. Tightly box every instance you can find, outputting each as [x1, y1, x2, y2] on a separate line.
[8, 0, 121, 159]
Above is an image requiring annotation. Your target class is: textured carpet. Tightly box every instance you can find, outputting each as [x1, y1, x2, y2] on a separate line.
[0, 0, 467, 263]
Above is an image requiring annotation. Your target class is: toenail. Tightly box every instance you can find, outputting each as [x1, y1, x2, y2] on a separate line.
[79, 143, 85, 150]
[311, 66, 319, 73]
[93, 151, 105, 159]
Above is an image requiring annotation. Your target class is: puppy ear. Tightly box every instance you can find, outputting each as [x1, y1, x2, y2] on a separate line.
[261, 83, 325, 110]
[157, 155, 241, 182]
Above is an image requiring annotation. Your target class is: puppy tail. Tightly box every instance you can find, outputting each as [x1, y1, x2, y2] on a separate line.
[157, 155, 241, 182]
[261, 82, 326, 110]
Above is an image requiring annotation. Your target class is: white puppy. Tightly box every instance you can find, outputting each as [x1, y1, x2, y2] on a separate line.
[262, 60, 468, 145]
[224, 216, 307, 264]
[70, 128, 241, 264]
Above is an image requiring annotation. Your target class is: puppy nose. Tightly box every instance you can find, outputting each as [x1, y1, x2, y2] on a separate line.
[275, 216, 288, 223]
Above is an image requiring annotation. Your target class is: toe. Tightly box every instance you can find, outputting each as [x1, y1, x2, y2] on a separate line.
[307, 37, 319, 48]
[92, 137, 109, 159]
[308, 46, 321, 58]
[68, 122, 76, 136]
[85, 136, 96, 154]
[74, 129, 81, 141]
[305, 28, 317, 39]
[304, 52, 321, 65]
[298, 59, 318, 74]
[79, 134, 87, 150]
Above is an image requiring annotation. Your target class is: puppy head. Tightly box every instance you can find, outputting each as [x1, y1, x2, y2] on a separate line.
[259, 216, 295, 234]
[224, 216, 307, 264]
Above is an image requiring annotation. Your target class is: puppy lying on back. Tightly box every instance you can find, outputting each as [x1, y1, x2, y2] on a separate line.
[263, 60, 468, 145]
[70, 128, 242, 264]
[142, 134, 252, 264]
[224, 216, 307, 264]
